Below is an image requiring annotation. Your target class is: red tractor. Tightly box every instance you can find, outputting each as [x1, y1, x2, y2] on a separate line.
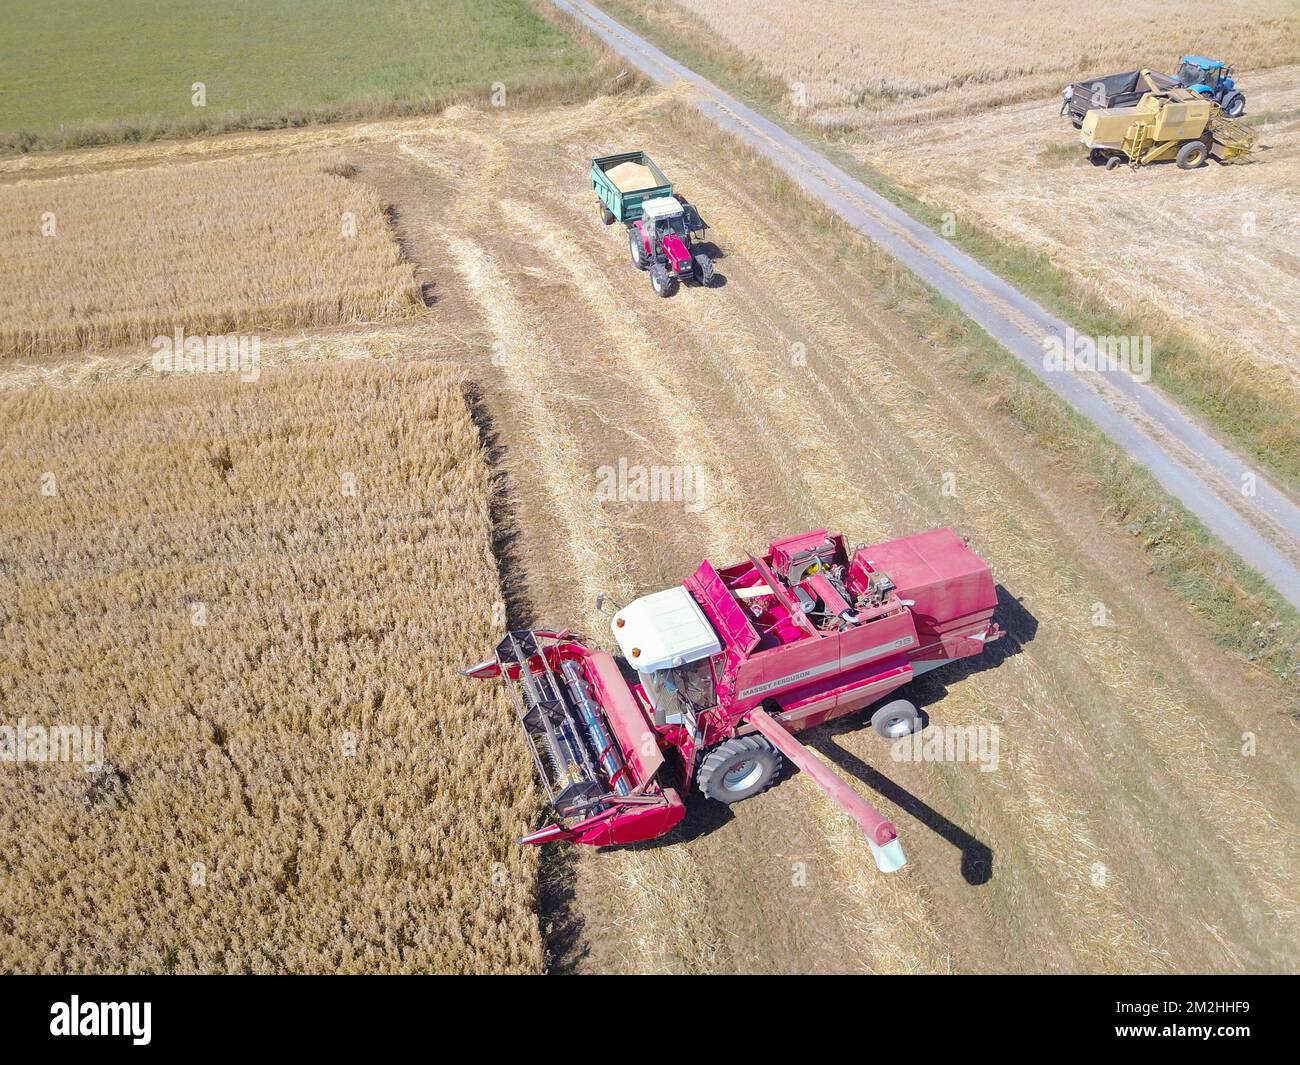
[464, 528, 1001, 872]
[629, 195, 714, 297]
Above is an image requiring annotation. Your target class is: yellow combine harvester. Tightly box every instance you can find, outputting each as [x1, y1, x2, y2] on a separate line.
[1079, 75, 1257, 170]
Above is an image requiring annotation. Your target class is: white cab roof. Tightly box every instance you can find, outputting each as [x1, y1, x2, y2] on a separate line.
[641, 196, 684, 221]
[612, 586, 722, 673]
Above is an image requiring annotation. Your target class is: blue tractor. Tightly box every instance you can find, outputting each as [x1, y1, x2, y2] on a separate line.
[1174, 56, 1246, 117]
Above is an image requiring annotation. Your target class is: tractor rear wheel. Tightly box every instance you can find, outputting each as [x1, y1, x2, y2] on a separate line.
[1177, 140, 1209, 169]
[698, 736, 782, 804]
[650, 263, 675, 297]
[629, 230, 646, 270]
[871, 698, 920, 740]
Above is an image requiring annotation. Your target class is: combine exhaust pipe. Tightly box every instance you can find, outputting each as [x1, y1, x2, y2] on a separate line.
[747, 708, 907, 873]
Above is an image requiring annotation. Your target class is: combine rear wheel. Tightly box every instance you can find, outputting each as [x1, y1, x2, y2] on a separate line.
[1176, 140, 1209, 169]
[698, 735, 782, 804]
[871, 698, 920, 739]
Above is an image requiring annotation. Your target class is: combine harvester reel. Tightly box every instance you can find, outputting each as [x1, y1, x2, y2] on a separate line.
[465, 528, 1003, 873]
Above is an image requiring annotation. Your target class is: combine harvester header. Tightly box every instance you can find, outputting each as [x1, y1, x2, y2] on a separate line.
[464, 528, 1001, 872]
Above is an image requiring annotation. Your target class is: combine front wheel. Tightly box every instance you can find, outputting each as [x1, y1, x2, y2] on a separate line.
[698, 736, 782, 804]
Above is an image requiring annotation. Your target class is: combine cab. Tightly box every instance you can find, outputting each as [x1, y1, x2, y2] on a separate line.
[464, 528, 1002, 872]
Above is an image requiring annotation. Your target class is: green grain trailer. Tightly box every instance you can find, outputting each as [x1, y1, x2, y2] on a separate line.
[592, 150, 672, 226]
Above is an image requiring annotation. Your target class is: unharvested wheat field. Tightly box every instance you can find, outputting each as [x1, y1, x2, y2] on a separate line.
[0, 360, 543, 973]
[0, 153, 420, 359]
[2, 85, 1298, 974]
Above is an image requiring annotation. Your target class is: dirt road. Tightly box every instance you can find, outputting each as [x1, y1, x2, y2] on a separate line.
[556, 0, 1300, 612]
[350, 94, 1298, 972]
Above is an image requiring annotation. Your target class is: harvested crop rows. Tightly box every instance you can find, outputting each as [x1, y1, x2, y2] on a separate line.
[352, 94, 1300, 972]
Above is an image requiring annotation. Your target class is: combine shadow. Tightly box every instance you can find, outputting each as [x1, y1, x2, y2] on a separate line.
[809, 726, 994, 886]
[464, 383, 590, 974]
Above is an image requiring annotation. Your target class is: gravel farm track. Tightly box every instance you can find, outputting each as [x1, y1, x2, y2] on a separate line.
[5, 86, 1297, 972]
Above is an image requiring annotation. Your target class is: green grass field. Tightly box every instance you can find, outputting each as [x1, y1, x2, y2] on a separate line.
[0, 0, 590, 147]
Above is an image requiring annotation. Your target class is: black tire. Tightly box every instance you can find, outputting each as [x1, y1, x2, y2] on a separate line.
[1088, 148, 1108, 166]
[1176, 139, 1208, 170]
[1105, 156, 1123, 171]
[694, 252, 714, 286]
[650, 263, 675, 297]
[1071, 116, 1083, 130]
[600, 204, 616, 226]
[629, 229, 646, 270]
[1223, 92, 1245, 118]
[697, 735, 782, 804]
[871, 698, 920, 740]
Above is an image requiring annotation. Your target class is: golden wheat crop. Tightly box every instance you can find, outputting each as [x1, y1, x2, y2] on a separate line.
[0, 360, 543, 973]
[0, 152, 421, 359]
[655, 0, 1300, 125]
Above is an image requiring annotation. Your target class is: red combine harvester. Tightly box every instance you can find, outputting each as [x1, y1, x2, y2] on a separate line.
[464, 528, 1001, 872]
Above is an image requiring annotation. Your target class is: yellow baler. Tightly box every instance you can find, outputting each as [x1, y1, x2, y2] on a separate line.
[1080, 78, 1257, 170]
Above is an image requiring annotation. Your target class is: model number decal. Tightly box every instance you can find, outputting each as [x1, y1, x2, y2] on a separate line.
[737, 635, 915, 699]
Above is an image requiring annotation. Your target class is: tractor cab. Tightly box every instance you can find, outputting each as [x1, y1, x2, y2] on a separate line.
[1174, 56, 1244, 115]
[632, 196, 715, 296]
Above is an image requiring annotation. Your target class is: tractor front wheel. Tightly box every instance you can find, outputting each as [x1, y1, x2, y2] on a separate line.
[1176, 140, 1209, 170]
[871, 698, 921, 740]
[1223, 92, 1245, 118]
[698, 736, 782, 804]
[650, 263, 676, 297]
[694, 252, 715, 286]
